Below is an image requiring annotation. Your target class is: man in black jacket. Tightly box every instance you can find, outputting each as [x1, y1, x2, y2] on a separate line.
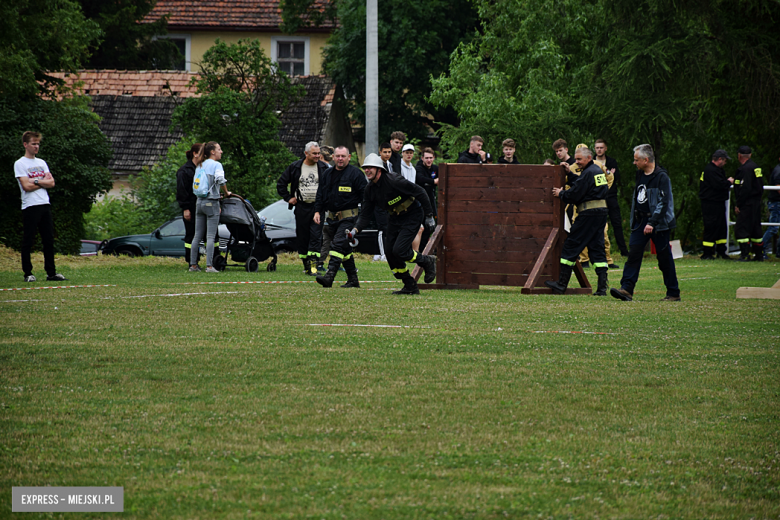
[176, 142, 202, 264]
[594, 139, 629, 257]
[313, 146, 368, 288]
[352, 153, 436, 295]
[699, 149, 735, 260]
[415, 148, 439, 252]
[498, 138, 519, 164]
[734, 145, 765, 261]
[277, 141, 331, 275]
[457, 136, 487, 164]
[546, 147, 610, 296]
[389, 131, 405, 174]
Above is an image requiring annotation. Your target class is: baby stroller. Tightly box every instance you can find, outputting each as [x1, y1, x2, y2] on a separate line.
[215, 194, 277, 272]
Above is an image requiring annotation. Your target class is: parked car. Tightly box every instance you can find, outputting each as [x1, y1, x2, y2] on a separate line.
[79, 239, 105, 256]
[102, 217, 191, 257]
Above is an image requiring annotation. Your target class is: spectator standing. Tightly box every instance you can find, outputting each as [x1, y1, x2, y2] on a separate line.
[189, 142, 231, 273]
[698, 149, 734, 260]
[553, 139, 576, 167]
[733, 145, 765, 261]
[762, 152, 780, 258]
[277, 141, 330, 275]
[498, 139, 520, 164]
[415, 148, 439, 218]
[594, 139, 629, 257]
[457, 136, 487, 164]
[389, 131, 405, 174]
[399, 144, 417, 182]
[611, 144, 680, 302]
[14, 131, 66, 282]
[313, 146, 367, 288]
[176, 142, 203, 265]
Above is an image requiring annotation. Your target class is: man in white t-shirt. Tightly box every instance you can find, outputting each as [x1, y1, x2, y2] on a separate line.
[14, 132, 66, 283]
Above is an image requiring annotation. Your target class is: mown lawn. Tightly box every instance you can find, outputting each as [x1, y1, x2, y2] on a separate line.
[1, 249, 778, 519]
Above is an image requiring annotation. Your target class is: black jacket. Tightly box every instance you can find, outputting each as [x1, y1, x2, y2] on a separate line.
[176, 160, 197, 212]
[603, 156, 620, 198]
[630, 165, 676, 231]
[414, 161, 438, 216]
[314, 164, 367, 215]
[699, 161, 732, 202]
[735, 159, 764, 207]
[497, 156, 519, 164]
[389, 151, 402, 174]
[277, 158, 331, 209]
[355, 171, 433, 231]
[457, 150, 483, 164]
[768, 164, 780, 202]
[560, 161, 609, 214]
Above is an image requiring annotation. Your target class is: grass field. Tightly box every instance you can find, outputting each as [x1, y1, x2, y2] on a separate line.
[1, 248, 779, 519]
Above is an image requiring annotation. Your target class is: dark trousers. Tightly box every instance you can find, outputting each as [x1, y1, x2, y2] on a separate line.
[620, 217, 680, 297]
[700, 199, 728, 252]
[294, 202, 323, 259]
[327, 216, 357, 261]
[183, 209, 196, 263]
[22, 204, 56, 277]
[561, 211, 608, 267]
[734, 202, 763, 244]
[606, 197, 628, 254]
[320, 222, 334, 263]
[386, 204, 424, 276]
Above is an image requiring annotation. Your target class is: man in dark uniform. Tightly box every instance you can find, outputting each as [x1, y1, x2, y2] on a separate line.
[546, 147, 610, 296]
[277, 141, 331, 275]
[734, 145, 765, 261]
[351, 153, 436, 295]
[313, 146, 368, 288]
[176, 143, 202, 265]
[699, 149, 735, 260]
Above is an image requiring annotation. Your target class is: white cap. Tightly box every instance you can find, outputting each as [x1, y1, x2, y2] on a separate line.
[402, 144, 415, 152]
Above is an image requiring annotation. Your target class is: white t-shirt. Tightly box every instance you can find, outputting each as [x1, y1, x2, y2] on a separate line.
[15, 157, 50, 209]
[298, 162, 319, 203]
[400, 161, 416, 183]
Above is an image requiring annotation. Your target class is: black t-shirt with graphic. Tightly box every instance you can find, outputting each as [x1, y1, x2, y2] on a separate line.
[635, 171, 657, 214]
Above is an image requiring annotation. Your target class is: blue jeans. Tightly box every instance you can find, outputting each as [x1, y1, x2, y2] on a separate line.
[620, 218, 680, 297]
[762, 201, 780, 254]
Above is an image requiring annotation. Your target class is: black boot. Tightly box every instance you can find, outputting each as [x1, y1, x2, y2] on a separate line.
[593, 268, 608, 296]
[415, 254, 437, 284]
[751, 242, 764, 261]
[302, 257, 312, 275]
[738, 242, 751, 261]
[393, 274, 420, 295]
[308, 254, 319, 275]
[716, 243, 730, 260]
[545, 264, 573, 295]
[700, 245, 715, 260]
[316, 257, 341, 288]
[340, 257, 360, 288]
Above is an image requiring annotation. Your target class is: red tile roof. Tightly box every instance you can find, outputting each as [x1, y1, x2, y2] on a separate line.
[48, 70, 201, 98]
[144, 0, 335, 31]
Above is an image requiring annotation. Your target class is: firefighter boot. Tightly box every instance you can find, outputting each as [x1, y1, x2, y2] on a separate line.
[738, 242, 751, 261]
[545, 264, 573, 295]
[340, 257, 360, 288]
[316, 257, 341, 288]
[716, 243, 730, 260]
[392, 273, 420, 295]
[415, 254, 437, 284]
[593, 267, 608, 296]
[308, 254, 319, 275]
[700, 245, 715, 260]
[302, 257, 312, 275]
[752, 242, 764, 261]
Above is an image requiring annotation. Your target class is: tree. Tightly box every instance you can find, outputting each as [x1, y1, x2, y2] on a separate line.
[172, 39, 303, 209]
[78, 0, 182, 70]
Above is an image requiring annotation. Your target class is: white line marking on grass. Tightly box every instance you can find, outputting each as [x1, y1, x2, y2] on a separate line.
[532, 330, 616, 335]
[678, 277, 711, 280]
[1, 299, 42, 303]
[0, 284, 116, 292]
[122, 291, 241, 299]
[179, 280, 397, 285]
[308, 323, 431, 329]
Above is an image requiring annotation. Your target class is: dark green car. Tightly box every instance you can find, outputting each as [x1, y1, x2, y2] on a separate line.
[101, 217, 191, 257]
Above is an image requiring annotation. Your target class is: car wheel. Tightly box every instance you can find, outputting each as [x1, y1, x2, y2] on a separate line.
[246, 257, 259, 273]
[214, 255, 227, 272]
[115, 247, 137, 257]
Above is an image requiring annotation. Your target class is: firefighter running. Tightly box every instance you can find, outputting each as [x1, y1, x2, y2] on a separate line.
[351, 153, 437, 294]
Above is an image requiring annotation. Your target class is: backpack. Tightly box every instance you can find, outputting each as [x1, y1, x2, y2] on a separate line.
[192, 167, 212, 198]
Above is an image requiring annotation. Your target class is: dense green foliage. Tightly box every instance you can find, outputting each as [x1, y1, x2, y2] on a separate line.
[172, 39, 301, 209]
[78, 0, 181, 70]
[321, 0, 478, 140]
[430, 0, 780, 250]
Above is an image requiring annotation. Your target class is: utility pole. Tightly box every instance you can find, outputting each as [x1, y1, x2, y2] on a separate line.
[365, 0, 378, 156]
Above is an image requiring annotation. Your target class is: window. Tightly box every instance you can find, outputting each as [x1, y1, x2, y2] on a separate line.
[153, 34, 191, 71]
[271, 36, 310, 76]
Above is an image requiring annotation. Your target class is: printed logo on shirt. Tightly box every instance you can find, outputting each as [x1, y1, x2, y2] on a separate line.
[755, 168, 763, 177]
[338, 186, 351, 192]
[594, 174, 607, 186]
[25, 167, 47, 179]
[637, 185, 648, 204]
[389, 196, 401, 205]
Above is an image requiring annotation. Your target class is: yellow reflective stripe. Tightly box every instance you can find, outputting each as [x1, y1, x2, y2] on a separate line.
[338, 186, 352, 192]
[702, 241, 714, 247]
[389, 195, 401, 205]
[409, 251, 418, 263]
[343, 253, 353, 260]
[700, 171, 704, 181]
[734, 179, 741, 184]
[755, 168, 763, 178]
[716, 239, 728, 244]
[184, 243, 192, 249]
[561, 259, 576, 266]
[593, 262, 608, 268]
[330, 251, 345, 259]
[299, 254, 308, 259]
[736, 238, 749, 243]
[750, 238, 763, 243]
[308, 251, 321, 257]
[392, 267, 408, 274]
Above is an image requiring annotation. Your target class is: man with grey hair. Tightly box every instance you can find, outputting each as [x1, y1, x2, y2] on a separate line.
[277, 141, 330, 275]
[546, 147, 610, 296]
[611, 144, 680, 301]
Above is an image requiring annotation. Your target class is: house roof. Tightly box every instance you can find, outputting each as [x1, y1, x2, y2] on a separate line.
[144, 0, 336, 31]
[49, 71, 338, 172]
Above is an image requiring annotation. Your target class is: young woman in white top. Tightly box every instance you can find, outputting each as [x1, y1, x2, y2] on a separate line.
[190, 141, 231, 272]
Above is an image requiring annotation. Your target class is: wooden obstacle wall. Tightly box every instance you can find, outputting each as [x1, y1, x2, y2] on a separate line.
[415, 163, 591, 294]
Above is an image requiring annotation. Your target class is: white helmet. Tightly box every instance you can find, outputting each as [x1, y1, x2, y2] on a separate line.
[361, 153, 386, 171]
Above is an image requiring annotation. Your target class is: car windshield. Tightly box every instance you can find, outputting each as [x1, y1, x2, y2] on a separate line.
[259, 201, 295, 229]
[159, 219, 185, 237]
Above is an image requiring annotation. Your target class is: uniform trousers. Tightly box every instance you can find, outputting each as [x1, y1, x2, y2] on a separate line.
[700, 200, 728, 251]
[327, 216, 357, 264]
[561, 211, 608, 268]
[385, 203, 424, 278]
[734, 202, 764, 245]
[294, 201, 323, 259]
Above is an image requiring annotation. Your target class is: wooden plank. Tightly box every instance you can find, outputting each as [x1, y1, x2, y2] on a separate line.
[448, 175, 556, 189]
[521, 287, 593, 295]
[438, 164, 450, 286]
[418, 283, 479, 290]
[736, 287, 780, 300]
[444, 236, 549, 253]
[445, 224, 554, 240]
[524, 228, 558, 291]
[448, 272, 536, 287]
[445, 164, 562, 178]
[446, 259, 541, 275]
[446, 188, 550, 202]
[449, 200, 553, 213]
[773, 279, 780, 289]
[572, 261, 591, 289]
[412, 225, 443, 282]
[447, 212, 555, 226]
[444, 248, 555, 264]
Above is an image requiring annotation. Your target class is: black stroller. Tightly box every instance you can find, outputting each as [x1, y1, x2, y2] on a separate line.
[214, 194, 277, 272]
